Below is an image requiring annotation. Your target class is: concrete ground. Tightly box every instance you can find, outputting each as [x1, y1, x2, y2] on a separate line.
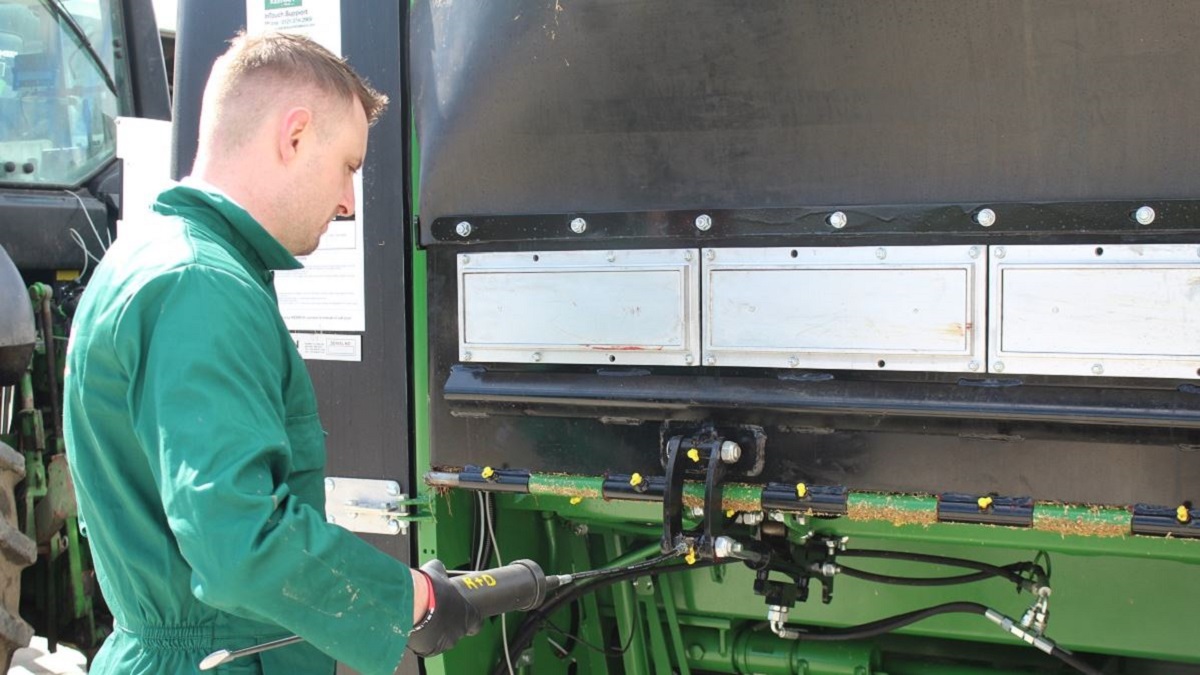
[10, 638, 86, 674]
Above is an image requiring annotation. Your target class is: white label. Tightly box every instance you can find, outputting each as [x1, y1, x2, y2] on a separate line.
[246, 0, 342, 56]
[292, 332, 362, 362]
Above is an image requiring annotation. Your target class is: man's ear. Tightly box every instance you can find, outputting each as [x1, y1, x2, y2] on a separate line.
[277, 107, 313, 165]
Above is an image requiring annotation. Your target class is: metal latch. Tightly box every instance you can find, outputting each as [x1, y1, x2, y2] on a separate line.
[324, 477, 410, 535]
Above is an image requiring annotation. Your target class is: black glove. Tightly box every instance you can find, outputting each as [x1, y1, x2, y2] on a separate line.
[407, 560, 483, 658]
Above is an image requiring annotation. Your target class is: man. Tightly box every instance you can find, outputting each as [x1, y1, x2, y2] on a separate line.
[63, 32, 478, 674]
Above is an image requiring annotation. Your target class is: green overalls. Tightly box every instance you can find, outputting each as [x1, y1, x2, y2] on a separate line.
[63, 182, 414, 674]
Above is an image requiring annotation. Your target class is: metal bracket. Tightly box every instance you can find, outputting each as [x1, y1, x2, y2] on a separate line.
[324, 477, 409, 536]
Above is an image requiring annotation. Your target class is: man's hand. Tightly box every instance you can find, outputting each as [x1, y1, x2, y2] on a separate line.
[407, 560, 483, 657]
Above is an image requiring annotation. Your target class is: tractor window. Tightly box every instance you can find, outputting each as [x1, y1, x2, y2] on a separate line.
[0, 0, 131, 187]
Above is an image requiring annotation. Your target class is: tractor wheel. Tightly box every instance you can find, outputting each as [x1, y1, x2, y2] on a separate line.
[0, 441, 36, 669]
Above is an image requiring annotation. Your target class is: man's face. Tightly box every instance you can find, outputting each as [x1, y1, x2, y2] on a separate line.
[282, 96, 369, 256]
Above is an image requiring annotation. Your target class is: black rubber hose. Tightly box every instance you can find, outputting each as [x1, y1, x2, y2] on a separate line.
[1052, 646, 1104, 675]
[568, 549, 683, 581]
[779, 601, 989, 641]
[839, 550, 1049, 589]
[835, 561, 1044, 588]
[495, 560, 724, 675]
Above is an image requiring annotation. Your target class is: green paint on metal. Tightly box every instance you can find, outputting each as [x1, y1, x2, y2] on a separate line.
[528, 473, 605, 499]
[658, 575, 692, 675]
[607, 535, 651, 673]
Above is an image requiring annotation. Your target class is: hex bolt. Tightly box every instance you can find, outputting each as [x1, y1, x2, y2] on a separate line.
[713, 536, 735, 559]
[974, 208, 997, 228]
[720, 440, 742, 464]
[995, 246, 1007, 259]
[788, 356, 800, 368]
[705, 355, 716, 366]
[574, 523, 589, 536]
[684, 353, 694, 365]
[993, 361, 1006, 373]
[1134, 205, 1156, 225]
[571, 217, 588, 234]
[705, 249, 716, 261]
[324, 478, 335, 492]
[968, 246, 981, 259]
[968, 360, 980, 372]
[606, 251, 616, 262]
[1091, 363, 1104, 375]
[455, 221, 472, 237]
[827, 211, 848, 229]
[531, 352, 542, 362]
[739, 512, 765, 526]
[462, 351, 473, 361]
[694, 214, 713, 231]
[875, 248, 887, 260]
[387, 520, 402, 535]
[689, 506, 705, 518]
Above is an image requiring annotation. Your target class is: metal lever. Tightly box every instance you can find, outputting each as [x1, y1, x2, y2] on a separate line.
[199, 635, 305, 670]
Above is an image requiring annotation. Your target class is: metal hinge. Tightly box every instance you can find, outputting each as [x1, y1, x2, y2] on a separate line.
[324, 477, 410, 536]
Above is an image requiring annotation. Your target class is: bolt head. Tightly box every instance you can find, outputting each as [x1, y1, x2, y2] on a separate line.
[531, 352, 542, 362]
[704, 355, 716, 366]
[325, 478, 335, 492]
[875, 247, 887, 260]
[606, 251, 616, 262]
[1134, 205, 1156, 225]
[684, 353, 694, 364]
[827, 211, 848, 229]
[720, 440, 742, 464]
[995, 246, 1007, 259]
[1091, 363, 1104, 375]
[387, 482, 401, 496]
[684, 251, 693, 261]
[463, 351, 472, 361]
[788, 356, 800, 368]
[571, 217, 588, 233]
[387, 519, 402, 535]
[993, 361, 1006, 373]
[968, 360, 980, 371]
[694, 214, 713, 231]
[968, 246, 981, 259]
[975, 208, 997, 228]
[705, 249, 716, 261]
[455, 221, 472, 237]
[713, 536, 734, 558]
[327, 514, 337, 524]
[461, 254, 470, 265]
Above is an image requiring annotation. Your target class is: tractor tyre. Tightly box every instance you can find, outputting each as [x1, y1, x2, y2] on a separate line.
[0, 440, 36, 670]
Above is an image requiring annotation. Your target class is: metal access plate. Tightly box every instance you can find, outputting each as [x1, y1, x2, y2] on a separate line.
[324, 477, 408, 536]
[702, 246, 986, 372]
[989, 244, 1200, 379]
[458, 249, 700, 366]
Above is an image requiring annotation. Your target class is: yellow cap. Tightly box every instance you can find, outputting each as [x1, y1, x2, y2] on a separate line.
[687, 448, 701, 463]
[977, 496, 994, 510]
[685, 546, 697, 565]
[1178, 505, 1190, 523]
[481, 466, 495, 480]
[630, 473, 643, 487]
[726, 509, 735, 518]
[796, 483, 807, 498]
[569, 496, 583, 505]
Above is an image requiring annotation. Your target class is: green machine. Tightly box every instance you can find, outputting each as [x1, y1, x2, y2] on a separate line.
[91, 0, 1200, 673]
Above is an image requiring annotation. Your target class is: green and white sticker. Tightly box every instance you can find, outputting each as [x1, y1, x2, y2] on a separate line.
[246, 0, 342, 56]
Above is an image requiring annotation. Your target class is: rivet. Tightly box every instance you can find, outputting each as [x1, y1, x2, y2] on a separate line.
[570, 217, 588, 234]
[387, 520, 402, 535]
[827, 211, 848, 229]
[788, 356, 799, 367]
[531, 352, 542, 362]
[461, 254, 470, 265]
[875, 248, 887, 260]
[1134, 206, 1156, 226]
[684, 353, 694, 364]
[995, 247, 1007, 259]
[705, 249, 716, 261]
[705, 355, 716, 366]
[455, 221, 472, 237]
[684, 251, 693, 261]
[993, 361, 1005, 373]
[1091, 363, 1104, 375]
[462, 351, 472, 361]
[974, 208, 997, 228]
[968, 360, 980, 371]
[387, 483, 401, 496]
[606, 251, 616, 262]
[968, 246, 980, 259]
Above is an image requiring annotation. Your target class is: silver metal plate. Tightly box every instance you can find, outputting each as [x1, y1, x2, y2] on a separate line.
[324, 477, 408, 536]
[989, 244, 1200, 379]
[702, 246, 986, 372]
[458, 249, 700, 366]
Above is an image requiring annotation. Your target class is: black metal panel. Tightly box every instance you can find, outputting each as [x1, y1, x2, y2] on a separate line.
[170, 0, 243, 179]
[411, 0, 1200, 243]
[0, 189, 109, 271]
[121, 0, 171, 120]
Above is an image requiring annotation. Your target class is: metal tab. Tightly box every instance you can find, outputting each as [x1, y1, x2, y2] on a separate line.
[324, 478, 409, 535]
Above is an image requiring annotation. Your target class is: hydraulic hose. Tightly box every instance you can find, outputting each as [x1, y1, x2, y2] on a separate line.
[835, 561, 1045, 588]
[839, 549, 1049, 590]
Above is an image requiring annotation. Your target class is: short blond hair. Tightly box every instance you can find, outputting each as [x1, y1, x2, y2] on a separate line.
[201, 31, 388, 151]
